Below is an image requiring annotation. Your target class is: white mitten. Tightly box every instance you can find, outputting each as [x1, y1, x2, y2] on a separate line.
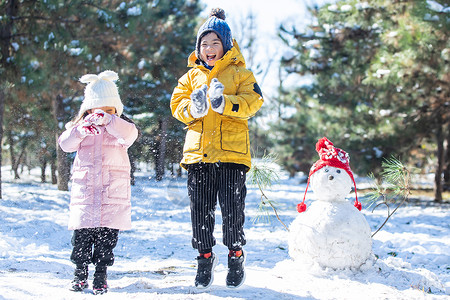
[190, 84, 209, 118]
[208, 78, 225, 114]
[77, 122, 101, 137]
[84, 109, 112, 126]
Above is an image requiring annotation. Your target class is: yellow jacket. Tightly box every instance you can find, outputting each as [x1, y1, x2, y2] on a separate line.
[171, 40, 264, 170]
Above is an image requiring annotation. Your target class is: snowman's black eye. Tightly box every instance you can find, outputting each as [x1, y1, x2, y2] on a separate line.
[325, 169, 329, 172]
[337, 170, 341, 173]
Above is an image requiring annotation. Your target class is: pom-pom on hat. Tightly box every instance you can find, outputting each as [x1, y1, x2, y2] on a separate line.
[195, 8, 233, 59]
[78, 70, 123, 117]
[297, 137, 361, 213]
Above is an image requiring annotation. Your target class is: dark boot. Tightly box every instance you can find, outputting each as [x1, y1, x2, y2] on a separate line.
[70, 264, 88, 291]
[93, 266, 108, 295]
[226, 250, 246, 288]
[194, 252, 218, 289]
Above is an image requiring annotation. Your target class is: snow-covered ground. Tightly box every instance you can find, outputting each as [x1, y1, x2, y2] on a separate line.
[0, 166, 449, 299]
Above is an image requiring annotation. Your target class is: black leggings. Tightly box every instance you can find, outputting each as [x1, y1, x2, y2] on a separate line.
[71, 227, 119, 267]
[187, 163, 247, 252]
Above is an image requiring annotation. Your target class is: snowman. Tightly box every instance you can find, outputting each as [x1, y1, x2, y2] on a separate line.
[289, 137, 373, 269]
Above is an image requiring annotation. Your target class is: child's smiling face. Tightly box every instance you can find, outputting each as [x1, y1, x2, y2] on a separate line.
[199, 32, 224, 67]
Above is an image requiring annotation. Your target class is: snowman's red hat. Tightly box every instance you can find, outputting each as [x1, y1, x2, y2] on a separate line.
[297, 137, 361, 213]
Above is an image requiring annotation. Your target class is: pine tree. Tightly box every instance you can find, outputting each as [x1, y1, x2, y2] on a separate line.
[1, 0, 204, 191]
[276, 0, 449, 200]
[115, 0, 203, 180]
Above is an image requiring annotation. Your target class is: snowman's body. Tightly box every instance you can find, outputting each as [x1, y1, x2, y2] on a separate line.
[289, 166, 373, 269]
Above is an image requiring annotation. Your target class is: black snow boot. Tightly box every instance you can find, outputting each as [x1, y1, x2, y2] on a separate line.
[194, 252, 218, 289]
[226, 250, 246, 288]
[70, 264, 89, 292]
[92, 266, 108, 295]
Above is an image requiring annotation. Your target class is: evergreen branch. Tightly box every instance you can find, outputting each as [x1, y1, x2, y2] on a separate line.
[369, 156, 412, 237]
[11, 16, 81, 23]
[249, 152, 289, 231]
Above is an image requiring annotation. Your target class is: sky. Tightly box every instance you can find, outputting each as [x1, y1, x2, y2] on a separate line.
[200, 0, 336, 97]
[202, 0, 320, 37]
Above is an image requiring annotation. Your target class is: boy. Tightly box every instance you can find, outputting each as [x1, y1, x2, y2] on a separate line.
[170, 8, 264, 289]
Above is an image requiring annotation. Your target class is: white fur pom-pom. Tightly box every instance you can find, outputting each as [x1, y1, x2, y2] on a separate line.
[98, 70, 119, 82]
[79, 74, 99, 84]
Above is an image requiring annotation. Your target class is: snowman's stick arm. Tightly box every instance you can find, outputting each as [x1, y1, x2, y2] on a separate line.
[257, 181, 290, 232]
[371, 188, 410, 238]
[371, 201, 390, 237]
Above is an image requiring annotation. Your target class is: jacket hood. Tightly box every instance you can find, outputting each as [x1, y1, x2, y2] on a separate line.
[188, 39, 245, 68]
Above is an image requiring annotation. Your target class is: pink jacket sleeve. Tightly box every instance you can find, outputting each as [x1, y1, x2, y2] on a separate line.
[58, 125, 85, 153]
[105, 115, 138, 148]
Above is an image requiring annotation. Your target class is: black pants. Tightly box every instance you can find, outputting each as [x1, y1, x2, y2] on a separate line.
[187, 163, 247, 252]
[71, 227, 119, 267]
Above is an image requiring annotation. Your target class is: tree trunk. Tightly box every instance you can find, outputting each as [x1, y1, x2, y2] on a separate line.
[20, 151, 28, 174]
[0, 88, 4, 199]
[155, 118, 167, 181]
[51, 158, 57, 184]
[14, 143, 27, 179]
[40, 160, 47, 183]
[0, 0, 19, 198]
[39, 148, 46, 183]
[443, 125, 450, 191]
[55, 144, 70, 190]
[7, 130, 20, 179]
[52, 95, 70, 191]
[130, 154, 136, 186]
[434, 121, 444, 202]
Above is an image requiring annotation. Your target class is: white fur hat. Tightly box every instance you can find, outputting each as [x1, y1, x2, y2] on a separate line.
[78, 70, 123, 117]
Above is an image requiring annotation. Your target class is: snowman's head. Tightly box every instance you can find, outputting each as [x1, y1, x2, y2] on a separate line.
[297, 137, 361, 213]
[310, 166, 353, 202]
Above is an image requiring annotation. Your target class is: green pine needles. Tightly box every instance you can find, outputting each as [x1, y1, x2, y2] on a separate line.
[366, 156, 412, 237]
[249, 152, 289, 231]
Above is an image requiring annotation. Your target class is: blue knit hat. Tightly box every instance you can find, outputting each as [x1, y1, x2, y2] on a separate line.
[196, 8, 233, 60]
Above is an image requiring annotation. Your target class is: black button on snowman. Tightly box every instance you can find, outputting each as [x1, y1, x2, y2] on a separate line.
[289, 137, 373, 269]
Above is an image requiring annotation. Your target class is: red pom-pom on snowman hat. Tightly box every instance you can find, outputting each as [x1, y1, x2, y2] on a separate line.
[297, 137, 361, 213]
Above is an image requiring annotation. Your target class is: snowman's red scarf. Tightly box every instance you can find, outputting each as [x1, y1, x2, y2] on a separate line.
[297, 137, 361, 213]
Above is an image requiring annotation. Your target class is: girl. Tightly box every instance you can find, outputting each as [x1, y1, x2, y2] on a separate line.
[170, 8, 264, 289]
[59, 70, 138, 295]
